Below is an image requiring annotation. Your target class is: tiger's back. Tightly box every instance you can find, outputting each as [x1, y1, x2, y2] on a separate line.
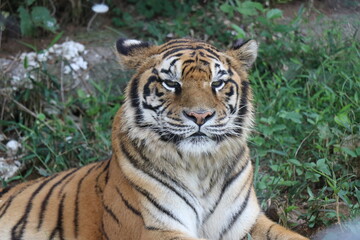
[0, 161, 109, 239]
[0, 38, 308, 240]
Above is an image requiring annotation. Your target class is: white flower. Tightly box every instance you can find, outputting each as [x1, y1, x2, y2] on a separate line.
[92, 3, 109, 13]
[70, 62, 80, 71]
[37, 51, 49, 62]
[11, 76, 21, 83]
[0, 159, 22, 181]
[64, 66, 71, 74]
[6, 140, 21, 155]
[61, 41, 86, 60]
[17, 40, 89, 86]
[73, 56, 88, 70]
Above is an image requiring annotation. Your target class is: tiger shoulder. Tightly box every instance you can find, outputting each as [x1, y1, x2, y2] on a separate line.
[0, 38, 308, 240]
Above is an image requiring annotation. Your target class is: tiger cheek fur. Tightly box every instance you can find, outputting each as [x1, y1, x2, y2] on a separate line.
[0, 38, 308, 240]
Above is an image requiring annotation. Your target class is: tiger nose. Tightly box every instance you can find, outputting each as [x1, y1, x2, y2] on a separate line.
[183, 110, 215, 126]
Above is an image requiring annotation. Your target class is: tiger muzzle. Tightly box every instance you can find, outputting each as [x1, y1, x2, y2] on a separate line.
[183, 110, 215, 126]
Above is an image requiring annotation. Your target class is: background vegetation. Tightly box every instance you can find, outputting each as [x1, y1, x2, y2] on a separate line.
[1, 0, 359, 237]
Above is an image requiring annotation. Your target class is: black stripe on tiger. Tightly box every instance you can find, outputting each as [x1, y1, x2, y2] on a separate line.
[166, 122, 187, 128]
[183, 59, 195, 65]
[224, 86, 237, 114]
[146, 226, 163, 231]
[181, 63, 194, 76]
[134, 142, 194, 202]
[159, 133, 183, 144]
[218, 70, 227, 77]
[157, 102, 172, 116]
[143, 101, 163, 112]
[0, 197, 12, 219]
[104, 159, 110, 184]
[226, 58, 234, 76]
[115, 186, 142, 217]
[73, 164, 98, 238]
[121, 143, 199, 221]
[11, 173, 60, 239]
[159, 39, 193, 51]
[169, 58, 180, 67]
[103, 203, 120, 224]
[160, 39, 220, 54]
[235, 80, 250, 134]
[161, 44, 199, 56]
[199, 59, 210, 66]
[0, 185, 12, 198]
[49, 193, 66, 240]
[142, 75, 164, 112]
[203, 150, 248, 223]
[129, 76, 144, 126]
[225, 79, 239, 97]
[225, 86, 235, 98]
[205, 54, 219, 61]
[224, 78, 239, 117]
[101, 220, 111, 240]
[37, 167, 80, 229]
[159, 58, 181, 79]
[130, 178, 185, 227]
[183, 66, 197, 78]
[162, 46, 220, 60]
[266, 224, 277, 240]
[198, 46, 220, 59]
[95, 160, 111, 197]
[162, 47, 191, 59]
[218, 184, 252, 240]
[0, 180, 41, 218]
[58, 175, 76, 197]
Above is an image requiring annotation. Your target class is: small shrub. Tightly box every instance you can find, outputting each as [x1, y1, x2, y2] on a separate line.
[17, 1, 58, 37]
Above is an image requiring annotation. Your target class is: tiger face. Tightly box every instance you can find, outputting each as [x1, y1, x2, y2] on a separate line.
[116, 38, 258, 155]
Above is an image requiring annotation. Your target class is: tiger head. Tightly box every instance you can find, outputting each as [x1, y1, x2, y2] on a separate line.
[115, 38, 257, 157]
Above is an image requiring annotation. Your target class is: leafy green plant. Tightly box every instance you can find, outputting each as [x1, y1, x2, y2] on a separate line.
[220, 0, 293, 39]
[111, 0, 232, 44]
[125, 0, 196, 18]
[17, 0, 58, 37]
[251, 20, 359, 230]
[1, 79, 122, 183]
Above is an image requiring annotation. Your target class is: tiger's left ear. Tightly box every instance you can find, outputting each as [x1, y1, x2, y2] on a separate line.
[116, 38, 158, 70]
[226, 40, 258, 70]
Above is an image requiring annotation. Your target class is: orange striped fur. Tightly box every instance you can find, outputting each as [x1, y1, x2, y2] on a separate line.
[0, 38, 308, 240]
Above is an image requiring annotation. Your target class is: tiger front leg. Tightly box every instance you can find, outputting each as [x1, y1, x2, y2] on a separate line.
[250, 214, 309, 240]
[141, 229, 206, 240]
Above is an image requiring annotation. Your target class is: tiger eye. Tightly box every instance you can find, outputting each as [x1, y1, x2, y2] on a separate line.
[163, 80, 180, 89]
[211, 80, 224, 89]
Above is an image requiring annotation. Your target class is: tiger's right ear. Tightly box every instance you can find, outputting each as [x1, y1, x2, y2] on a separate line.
[116, 38, 158, 70]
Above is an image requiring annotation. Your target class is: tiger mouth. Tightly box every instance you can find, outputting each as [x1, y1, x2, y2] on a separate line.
[190, 132, 207, 137]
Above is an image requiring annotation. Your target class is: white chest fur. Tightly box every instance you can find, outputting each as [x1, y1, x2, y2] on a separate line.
[120, 148, 260, 240]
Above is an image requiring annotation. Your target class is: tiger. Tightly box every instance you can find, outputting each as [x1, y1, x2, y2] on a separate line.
[0, 38, 309, 240]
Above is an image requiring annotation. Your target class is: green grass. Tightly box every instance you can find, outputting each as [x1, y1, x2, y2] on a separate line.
[1, 0, 359, 235]
[251, 25, 360, 229]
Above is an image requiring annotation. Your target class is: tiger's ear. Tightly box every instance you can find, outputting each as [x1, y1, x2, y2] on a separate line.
[226, 39, 258, 70]
[116, 38, 158, 70]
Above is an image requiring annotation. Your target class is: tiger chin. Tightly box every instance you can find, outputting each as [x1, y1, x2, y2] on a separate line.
[0, 38, 308, 240]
